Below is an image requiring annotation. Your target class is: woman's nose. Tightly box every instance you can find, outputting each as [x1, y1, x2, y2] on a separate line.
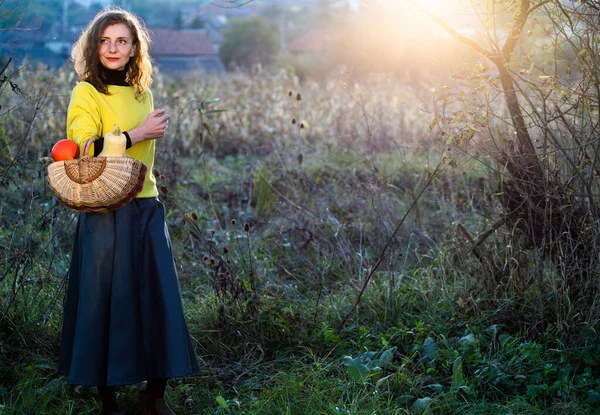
[109, 41, 117, 52]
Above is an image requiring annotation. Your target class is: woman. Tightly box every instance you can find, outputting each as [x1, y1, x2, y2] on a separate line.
[58, 7, 200, 415]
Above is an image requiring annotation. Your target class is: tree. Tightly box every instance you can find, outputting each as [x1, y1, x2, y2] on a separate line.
[409, 0, 546, 178]
[412, 0, 600, 314]
[219, 15, 280, 69]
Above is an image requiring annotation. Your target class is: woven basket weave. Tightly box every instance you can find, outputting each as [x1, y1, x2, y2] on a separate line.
[47, 137, 147, 212]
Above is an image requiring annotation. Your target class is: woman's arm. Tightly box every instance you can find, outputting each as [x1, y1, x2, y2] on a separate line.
[126, 109, 170, 146]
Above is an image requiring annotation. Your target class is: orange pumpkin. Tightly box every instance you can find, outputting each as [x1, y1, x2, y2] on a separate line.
[51, 139, 79, 161]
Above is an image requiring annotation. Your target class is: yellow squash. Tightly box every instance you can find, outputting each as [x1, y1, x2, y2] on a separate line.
[97, 125, 127, 157]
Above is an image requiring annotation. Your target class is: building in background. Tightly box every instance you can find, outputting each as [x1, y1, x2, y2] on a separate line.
[285, 28, 331, 56]
[149, 29, 224, 73]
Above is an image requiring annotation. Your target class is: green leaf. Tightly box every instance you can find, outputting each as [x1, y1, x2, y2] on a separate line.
[36, 378, 64, 395]
[411, 397, 437, 414]
[343, 355, 371, 382]
[452, 356, 465, 388]
[526, 385, 538, 399]
[203, 98, 221, 106]
[379, 348, 395, 365]
[216, 395, 228, 408]
[375, 374, 393, 389]
[458, 333, 477, 349]
[457, 385, 471, 395]
[499, 333, 512, 346]
[396, 395, 414, 405]
[202, 122, 213, 138]
[423, 383, 443, 394]
[422, 337, 436, 368]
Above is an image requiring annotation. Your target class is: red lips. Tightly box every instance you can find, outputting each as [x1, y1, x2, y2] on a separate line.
[106, 58, 120, 62]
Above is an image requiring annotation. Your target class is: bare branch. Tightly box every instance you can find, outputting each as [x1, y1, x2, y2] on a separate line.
[405, 0, 494, 59]
[209, 0, 254, 8]
[0, 0, 30, 31]
[502, 0, 530, 61]
[465, 218, 506, 256]
[528, 0, 552, 16]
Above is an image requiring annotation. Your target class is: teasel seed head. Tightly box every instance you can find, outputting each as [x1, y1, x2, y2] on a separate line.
[223, 246, 229, 254]
[296, 93, 302, 101]
[292, 118, 296, 124]
[160, 185, 169, 195]
[230, 219, 237, 226]
[191, 212, 198, 221]
[288, 90, 293, 97]
[244, 222, 250, 232]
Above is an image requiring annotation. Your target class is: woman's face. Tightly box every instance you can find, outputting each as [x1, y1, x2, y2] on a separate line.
[98, 23, 136, 71]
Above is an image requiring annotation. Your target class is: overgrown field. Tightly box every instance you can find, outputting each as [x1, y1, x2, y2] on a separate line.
[1, 65, 600, 414]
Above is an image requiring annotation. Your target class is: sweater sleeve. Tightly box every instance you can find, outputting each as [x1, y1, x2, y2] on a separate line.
[148, 89, 154, 112]
[66, 82, 102, 156]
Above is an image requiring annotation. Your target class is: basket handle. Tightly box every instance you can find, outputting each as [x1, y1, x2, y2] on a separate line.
[80, 136, 100, 158]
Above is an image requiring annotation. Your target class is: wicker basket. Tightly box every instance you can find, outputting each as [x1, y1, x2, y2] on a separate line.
[47, 136, 147, 212]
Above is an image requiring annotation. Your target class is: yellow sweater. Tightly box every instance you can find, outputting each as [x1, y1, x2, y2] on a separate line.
[66, 81, 158, 198]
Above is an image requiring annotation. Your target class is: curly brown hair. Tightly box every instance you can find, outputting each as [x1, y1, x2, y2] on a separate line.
[71, 6, 153, 100]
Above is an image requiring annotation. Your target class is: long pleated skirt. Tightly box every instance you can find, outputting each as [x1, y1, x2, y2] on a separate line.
[58, 197, 200, 386]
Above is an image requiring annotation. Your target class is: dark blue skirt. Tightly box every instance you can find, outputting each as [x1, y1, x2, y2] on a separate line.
[58, 198, 200, 386]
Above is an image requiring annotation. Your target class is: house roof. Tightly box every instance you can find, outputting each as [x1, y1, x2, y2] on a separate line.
[286, 29, 331, 54]
[149, 29, 217, 56]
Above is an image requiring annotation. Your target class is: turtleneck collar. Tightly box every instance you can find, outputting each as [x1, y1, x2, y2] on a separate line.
[100, 65, 130, 86]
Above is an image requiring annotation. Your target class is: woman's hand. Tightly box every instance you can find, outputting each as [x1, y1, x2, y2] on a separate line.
[127, 109, 170, 145]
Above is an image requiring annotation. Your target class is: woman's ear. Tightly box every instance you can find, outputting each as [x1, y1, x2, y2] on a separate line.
[130, 45, 137, 57]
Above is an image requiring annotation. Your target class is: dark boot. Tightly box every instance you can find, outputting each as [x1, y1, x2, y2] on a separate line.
[139, 389, 176, 415]
[98, 386, 124, 415]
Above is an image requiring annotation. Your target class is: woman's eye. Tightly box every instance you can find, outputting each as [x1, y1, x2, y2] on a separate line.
[119, 40, 127, 44]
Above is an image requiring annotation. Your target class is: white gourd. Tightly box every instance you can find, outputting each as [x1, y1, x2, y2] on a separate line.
[98, 125, 127, 157]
